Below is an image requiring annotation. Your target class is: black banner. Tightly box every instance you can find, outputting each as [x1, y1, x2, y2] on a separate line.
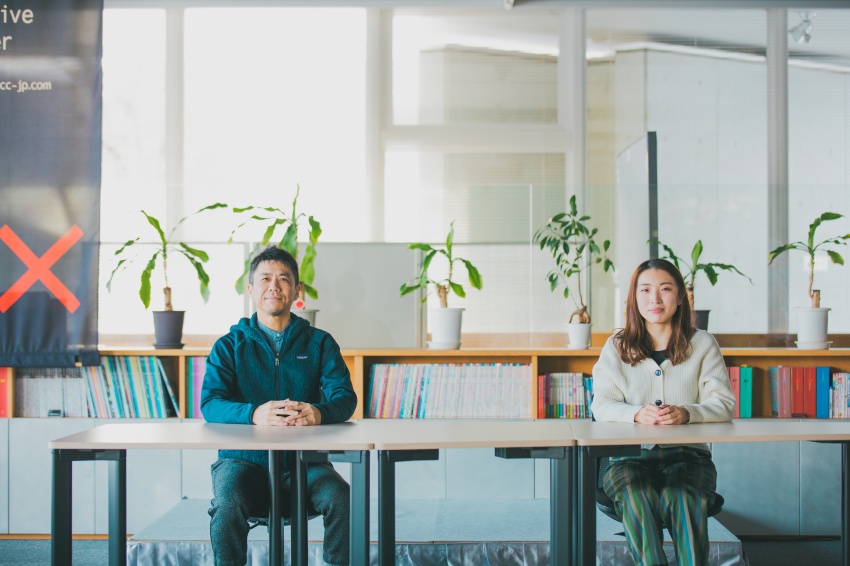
[0, 1, 102, 366]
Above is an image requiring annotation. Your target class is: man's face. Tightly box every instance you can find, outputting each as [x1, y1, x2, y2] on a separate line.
[247, 260, 301, 318]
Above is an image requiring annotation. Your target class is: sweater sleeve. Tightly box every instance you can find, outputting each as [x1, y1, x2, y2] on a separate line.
[590, 337, 646, 423]
[312, 334, 358, 424]
[681, 332, 736, 423]
[200, 336, 257, 425]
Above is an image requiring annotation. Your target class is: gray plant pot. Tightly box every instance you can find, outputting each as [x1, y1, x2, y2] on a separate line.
[693, 309, 710, 331]
[153, 310, 185, 349]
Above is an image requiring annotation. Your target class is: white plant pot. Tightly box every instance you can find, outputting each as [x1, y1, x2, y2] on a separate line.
[567, 322, 591, 350]
[795, 307, 830, 349]
[292, 308, 318, 327]
[428, 307, 464, 349]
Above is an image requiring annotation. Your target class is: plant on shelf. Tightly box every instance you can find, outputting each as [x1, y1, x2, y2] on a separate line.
[650, 238, 752, 311]
[227, 184, 322, 308]
[533, 195, 614, 325]
[106, 203, 226, 346]
[399, 221, 483, 349]
[399, 221, 483, 307]
[768, 211, 850, 308]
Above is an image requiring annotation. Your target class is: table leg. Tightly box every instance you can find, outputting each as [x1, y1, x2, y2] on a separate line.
[292, 451, 308, 566]
[51, 449, 73, 566]
[349, 450, 370, 566]
[841, 442, 850, 566]
[107, 455, 127, 566]
[549, 448, 573, 565]
[579, 446, 597, 566]
[378, 450, 395, 566]
[377, 450, 439, 566]
[269, 451, 282, 566]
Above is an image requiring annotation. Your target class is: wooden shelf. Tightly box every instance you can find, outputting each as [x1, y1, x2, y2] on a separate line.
[5, 347, 850, 420]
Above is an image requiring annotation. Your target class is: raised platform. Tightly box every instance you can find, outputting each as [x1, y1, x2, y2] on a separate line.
[128, 499, 747, 565]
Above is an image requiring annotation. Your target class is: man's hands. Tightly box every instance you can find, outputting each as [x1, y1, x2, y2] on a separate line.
[634, 403, 689, 425]
[252, 399, 322, 426]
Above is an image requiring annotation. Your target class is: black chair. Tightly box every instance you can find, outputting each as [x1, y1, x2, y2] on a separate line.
[595, 455, 725, 525]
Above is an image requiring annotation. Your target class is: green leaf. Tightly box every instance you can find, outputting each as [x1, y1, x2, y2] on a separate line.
[234, 252, 256, 294]
[105, 258, 129, 292]
[399, 282, 420, 297]
[281, 223, 298, 257]
[307, 216, 322, 245]
[462, 259, 483, 290]
[422, 249, 437, 273]
[449, 281, 465, 298]
[827, 250, 845, 265]
[768, 243, 802, 264]
[113, 238, 139, 257]
[446, 221, 455, 257]
[140, 211, 167, 247]
[691, 240, 703, 269]
[302, 282, 318, 300]
[139, 253, 158, 309]
[300, 253, 316, 287]
[178, 242, 210, 262]
[408, 242, 433, 252]
[703, 265, 718, 286]
[262, 219, 286, 246]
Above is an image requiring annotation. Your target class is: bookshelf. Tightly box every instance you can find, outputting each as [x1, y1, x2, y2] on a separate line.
[3, 347, 850, 420]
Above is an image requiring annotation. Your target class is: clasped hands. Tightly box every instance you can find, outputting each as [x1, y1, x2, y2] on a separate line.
[253, 399, 322, 426]
[634, 403, 689, 425]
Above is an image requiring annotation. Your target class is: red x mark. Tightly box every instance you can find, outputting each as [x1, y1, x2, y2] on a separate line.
[0, 225, 83, 313]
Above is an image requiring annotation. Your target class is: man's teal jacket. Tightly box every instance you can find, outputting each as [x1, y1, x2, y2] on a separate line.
[200, 312, 357, 468]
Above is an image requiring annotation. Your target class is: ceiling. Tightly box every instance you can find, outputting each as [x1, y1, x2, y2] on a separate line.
[393, 7, 850, 68]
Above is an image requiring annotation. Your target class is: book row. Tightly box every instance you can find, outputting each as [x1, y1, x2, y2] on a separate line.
[537, 373, 592, 419]
[13, 357, 179, 418]
[367, 363, 534, 419]
[185, 356, 207, 418]
[765, 366, 850, 419]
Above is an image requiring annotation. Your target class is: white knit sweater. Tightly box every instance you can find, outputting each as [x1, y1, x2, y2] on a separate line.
[590, 329, 736, 451]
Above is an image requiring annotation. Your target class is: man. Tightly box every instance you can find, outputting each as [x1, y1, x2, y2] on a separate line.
[201, 245, 357, 566]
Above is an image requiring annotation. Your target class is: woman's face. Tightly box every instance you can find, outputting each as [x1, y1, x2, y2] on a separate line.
[635, 268, 681, 328]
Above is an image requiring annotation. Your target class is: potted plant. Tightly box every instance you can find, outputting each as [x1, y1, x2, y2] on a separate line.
[768, 211, 850, 349]
[399, 221, 483, 349]
[534, 195, 614, 349]
[106, 204, 225, 348]
[651, 239, 752, 330]
[227, 184, 322, 326]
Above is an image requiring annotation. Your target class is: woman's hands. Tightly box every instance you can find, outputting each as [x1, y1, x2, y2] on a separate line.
[634, 403, 689, 425]
[252, 399, 322, 426]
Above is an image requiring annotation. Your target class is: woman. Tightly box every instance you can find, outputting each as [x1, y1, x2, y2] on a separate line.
[591, 258, 736, 566]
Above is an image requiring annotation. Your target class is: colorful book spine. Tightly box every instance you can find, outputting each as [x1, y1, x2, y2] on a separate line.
[816, 366, 830, 419]
[803, 367, 817, 418]
[791, 367, 805, 418]
[738, 366, 753, 418]
[0, 367, 9, 418]
[728, 366, 740, 419]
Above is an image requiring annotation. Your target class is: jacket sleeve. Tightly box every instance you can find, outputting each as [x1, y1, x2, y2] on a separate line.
[313, 334, 358, 424]
[200, 336, 257, 424]
[682, 332, 736, 423]
[590, 338, 646, 423]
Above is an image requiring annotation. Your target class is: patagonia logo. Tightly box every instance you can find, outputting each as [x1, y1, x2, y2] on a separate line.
[296, 355, 308, 360]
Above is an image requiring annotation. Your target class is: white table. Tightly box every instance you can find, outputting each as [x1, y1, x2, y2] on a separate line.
[344, 419, 578, 566]
[49, 422, 373, 566]
[569, 420, 850, 566]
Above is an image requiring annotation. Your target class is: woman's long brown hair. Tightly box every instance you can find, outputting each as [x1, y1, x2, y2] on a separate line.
[614, 258, 695, 365]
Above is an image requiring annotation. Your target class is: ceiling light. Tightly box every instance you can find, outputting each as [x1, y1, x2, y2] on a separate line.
[788, 12, 816, 44]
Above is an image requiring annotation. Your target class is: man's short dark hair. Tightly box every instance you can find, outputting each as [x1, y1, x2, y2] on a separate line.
[248, 245, 299, 286]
